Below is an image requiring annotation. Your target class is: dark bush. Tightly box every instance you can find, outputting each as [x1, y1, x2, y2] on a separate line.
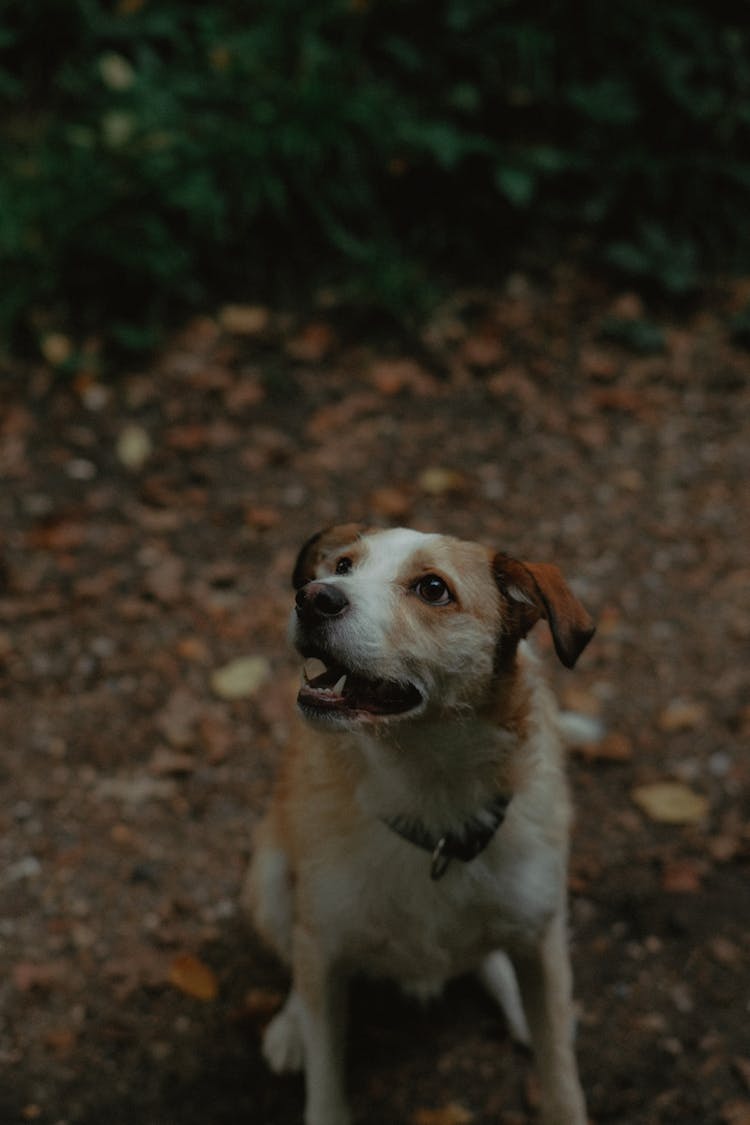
[2, 0, 749, 352]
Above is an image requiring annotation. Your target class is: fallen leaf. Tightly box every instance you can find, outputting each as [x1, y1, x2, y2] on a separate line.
[116, 424, 152, 470]
[96, 774, 177, 805]
[462, 330, 504, 368]
[168, 953, 219, 1001]
[710, 937, 742, 966]
[286, 321, 336, 362]
[658, 699, 708, 733]
[211, 656, 271, 700]
[175, 636, 211, 663]
[369, 358, 435, 397]
[722, 1100, 750, 1125]
[412, 1104, 474, 1125]
[244, 505, 281, 530]
[26, 517, 87, 552]
[143, 555, 185, 603]
[572, 732, 633, 763]
[41, 333, 73, 366]
[632, 782, 709, 825]
[369, 486, 413, 519]
[242, 987, 283, 1020]
[661, 859, 703, 893]
[418, 467, 467, 496]
[13, 962, 64, 993]
[44, 1027, 77, 1055]
[155, 687, 203, 747]
[198, 714, 235, 763]
[734, 1058, 750, 1093]
[148, 747, 196, 777]
[708, 834, 740, 863]
[219, 304, 270, 336]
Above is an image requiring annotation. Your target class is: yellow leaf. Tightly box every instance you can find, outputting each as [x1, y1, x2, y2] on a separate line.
[219, 304, 270, 336]
[631, 782, 708, 825]
[116, 424, 152, 471]
[41, 333, 73, 367]
[418, 467, 467, 496]
[168, 953, 218, 1001]
[211, 656, 270, 700]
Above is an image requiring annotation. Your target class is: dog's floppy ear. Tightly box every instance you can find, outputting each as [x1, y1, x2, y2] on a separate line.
[292, 523, 367, 589]
[492, 553, 595, 668]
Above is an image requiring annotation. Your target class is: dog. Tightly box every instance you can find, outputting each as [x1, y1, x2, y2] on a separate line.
[243, 524, 595, 1125]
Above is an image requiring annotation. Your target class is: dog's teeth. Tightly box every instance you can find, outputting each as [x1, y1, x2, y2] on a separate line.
[303, 658, 326, 682]
[332, 674, 347, 696]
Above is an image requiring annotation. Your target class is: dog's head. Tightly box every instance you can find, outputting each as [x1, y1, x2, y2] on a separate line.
[291, 525, 595, 728]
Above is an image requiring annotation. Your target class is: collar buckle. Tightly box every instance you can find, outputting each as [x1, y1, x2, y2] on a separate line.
[430, 836, 452, 881]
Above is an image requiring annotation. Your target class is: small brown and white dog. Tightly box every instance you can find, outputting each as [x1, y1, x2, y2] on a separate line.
[243, 524, 595, 1125]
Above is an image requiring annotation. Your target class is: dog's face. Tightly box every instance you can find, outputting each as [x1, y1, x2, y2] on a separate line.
[290, 525, 595, 730]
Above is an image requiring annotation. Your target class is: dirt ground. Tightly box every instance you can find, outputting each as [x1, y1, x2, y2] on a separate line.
[1, 267, 749, 1125]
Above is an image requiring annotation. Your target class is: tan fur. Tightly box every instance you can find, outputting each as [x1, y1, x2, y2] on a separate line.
[243, 527, 594, 1125]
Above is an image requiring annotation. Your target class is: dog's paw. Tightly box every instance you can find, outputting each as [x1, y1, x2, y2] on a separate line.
[306, 1102, 351, 1125]
[262, 1002, 305, 1074]
[477, 950, 531, 1047]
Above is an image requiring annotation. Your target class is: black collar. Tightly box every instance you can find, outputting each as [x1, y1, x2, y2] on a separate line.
[380, 793, 511, 881]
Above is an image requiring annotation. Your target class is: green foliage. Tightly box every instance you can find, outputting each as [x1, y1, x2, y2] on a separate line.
[2, 0, 750, 352]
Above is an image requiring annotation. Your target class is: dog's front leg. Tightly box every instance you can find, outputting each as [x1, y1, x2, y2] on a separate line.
[292, 923, 350, 1125]
[511, 910, 587, 1125]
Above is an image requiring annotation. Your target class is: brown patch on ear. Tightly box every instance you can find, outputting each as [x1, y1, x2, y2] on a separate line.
[291, 523, 368, 589]
[493, 553, 595, 668]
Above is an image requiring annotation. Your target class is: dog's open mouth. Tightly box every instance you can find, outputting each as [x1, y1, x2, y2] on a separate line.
[297, 655, 422, 721]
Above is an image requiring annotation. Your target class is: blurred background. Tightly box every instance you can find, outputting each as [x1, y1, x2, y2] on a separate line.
[1, 4, 749, 1125]
[2, 0, 750, 356]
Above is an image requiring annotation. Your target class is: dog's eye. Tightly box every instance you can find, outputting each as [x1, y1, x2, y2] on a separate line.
[415, 574, 452, 605]
[335, 557, 353, 575]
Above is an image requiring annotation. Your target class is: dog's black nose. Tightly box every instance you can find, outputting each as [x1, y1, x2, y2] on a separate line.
[295, 581, 350, 623]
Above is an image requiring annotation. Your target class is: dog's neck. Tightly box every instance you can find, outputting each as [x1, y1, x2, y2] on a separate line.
[353, 711, 521, 837]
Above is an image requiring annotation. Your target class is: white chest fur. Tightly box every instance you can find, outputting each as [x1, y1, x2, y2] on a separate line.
[306, 715, 568, 990]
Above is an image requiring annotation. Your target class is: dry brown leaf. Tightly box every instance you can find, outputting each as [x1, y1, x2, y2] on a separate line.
[143, 555, 185, 603]
[734, 1058, 750, 1093]
[722, 1100, 750, 1125]
[632, 782, 709, 825]
[658, 699, 708, 733]
[148, 747, 195, 777]
[573, 733, 633, 763]
[168, 953, 218, 1001]
[12, 962, 64, 993]
[369, 358, 435, 397]
[661, 859, 703, 894]
[462, 331, 504, 368]
[286, 321, 336, 362]
[244, 505, 282, 530]
[369, 486, 413, 519]
[44, 1027, 78, 1055]
[243, 987, 284, 1020]
[412, 1104, 474, 1125]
